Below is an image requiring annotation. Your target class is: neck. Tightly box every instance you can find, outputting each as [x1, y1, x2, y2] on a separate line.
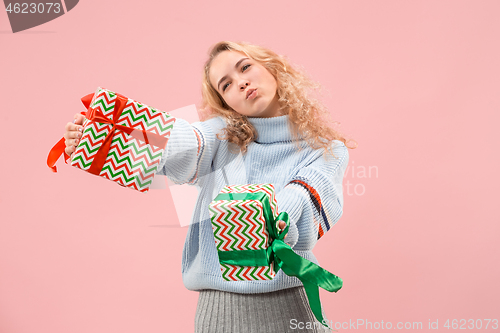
[246, 114, 305, 144]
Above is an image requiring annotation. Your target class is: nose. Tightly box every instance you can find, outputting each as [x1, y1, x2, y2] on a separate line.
[239, 81, 249, 90]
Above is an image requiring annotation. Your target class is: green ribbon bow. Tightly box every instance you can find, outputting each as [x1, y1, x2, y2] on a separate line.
[213, 192, 343, 328]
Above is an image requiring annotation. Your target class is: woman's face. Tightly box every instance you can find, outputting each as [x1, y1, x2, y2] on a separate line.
[209, 50, 281, 118]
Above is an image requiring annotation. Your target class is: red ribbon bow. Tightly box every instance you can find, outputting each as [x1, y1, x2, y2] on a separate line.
[47, 92, 169, 175]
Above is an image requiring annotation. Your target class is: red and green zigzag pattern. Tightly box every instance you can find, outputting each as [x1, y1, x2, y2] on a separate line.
[70, 119, 112, 171]
[219, 262, 275, 281]
[209, 184, 279, 281]
[71, 88, 116, 170]
[70, 87, 175, 192]
[98, 131, 164, 192]
[221, 184, 281, 232]
[91, 87, 116, 119]
[117, 100, 175, 136]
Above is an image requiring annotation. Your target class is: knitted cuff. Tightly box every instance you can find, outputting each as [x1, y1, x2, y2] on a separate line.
[275, 183, 307, 249]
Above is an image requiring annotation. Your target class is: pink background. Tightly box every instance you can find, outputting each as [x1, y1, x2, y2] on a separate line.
[1, 1, 499, 332]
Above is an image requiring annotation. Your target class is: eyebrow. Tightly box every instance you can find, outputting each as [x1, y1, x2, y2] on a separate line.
[217, 57, 249, 92]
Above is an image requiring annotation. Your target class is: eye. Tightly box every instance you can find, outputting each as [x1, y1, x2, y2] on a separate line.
[222, 64, 251, 92]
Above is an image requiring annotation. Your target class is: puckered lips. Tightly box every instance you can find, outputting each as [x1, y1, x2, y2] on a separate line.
[246, 88, 257, 100]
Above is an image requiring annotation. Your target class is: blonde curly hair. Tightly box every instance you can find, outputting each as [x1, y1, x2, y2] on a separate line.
[199, 40, 357, 157]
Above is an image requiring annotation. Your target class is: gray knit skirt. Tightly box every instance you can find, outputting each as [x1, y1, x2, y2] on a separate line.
[194, 286, 333, 333]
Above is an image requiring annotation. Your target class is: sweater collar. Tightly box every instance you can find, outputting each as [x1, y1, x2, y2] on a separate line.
[247, 114, 305, 144]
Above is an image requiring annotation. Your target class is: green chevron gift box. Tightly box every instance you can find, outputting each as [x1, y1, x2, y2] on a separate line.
[209, 184, 344, 329]
[209, 184, 283, 281]
[47, 87, 176, 192]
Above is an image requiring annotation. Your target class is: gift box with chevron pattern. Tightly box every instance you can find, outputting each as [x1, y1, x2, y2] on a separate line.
[209, 184, 280, 281]
[69, 87, 176, 192]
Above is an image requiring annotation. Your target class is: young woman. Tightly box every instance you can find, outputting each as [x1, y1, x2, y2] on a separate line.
[64, 41, 356, 332]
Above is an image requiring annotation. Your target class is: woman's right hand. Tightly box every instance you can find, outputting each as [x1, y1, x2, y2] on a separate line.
[64, 113, 85, 156]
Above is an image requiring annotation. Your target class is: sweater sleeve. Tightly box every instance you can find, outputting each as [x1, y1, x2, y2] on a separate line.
[275, 140, 349, 250]
[155, 115, 226, 186]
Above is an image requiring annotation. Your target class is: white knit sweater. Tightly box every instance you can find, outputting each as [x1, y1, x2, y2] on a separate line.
[156, 114, 349, 293]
